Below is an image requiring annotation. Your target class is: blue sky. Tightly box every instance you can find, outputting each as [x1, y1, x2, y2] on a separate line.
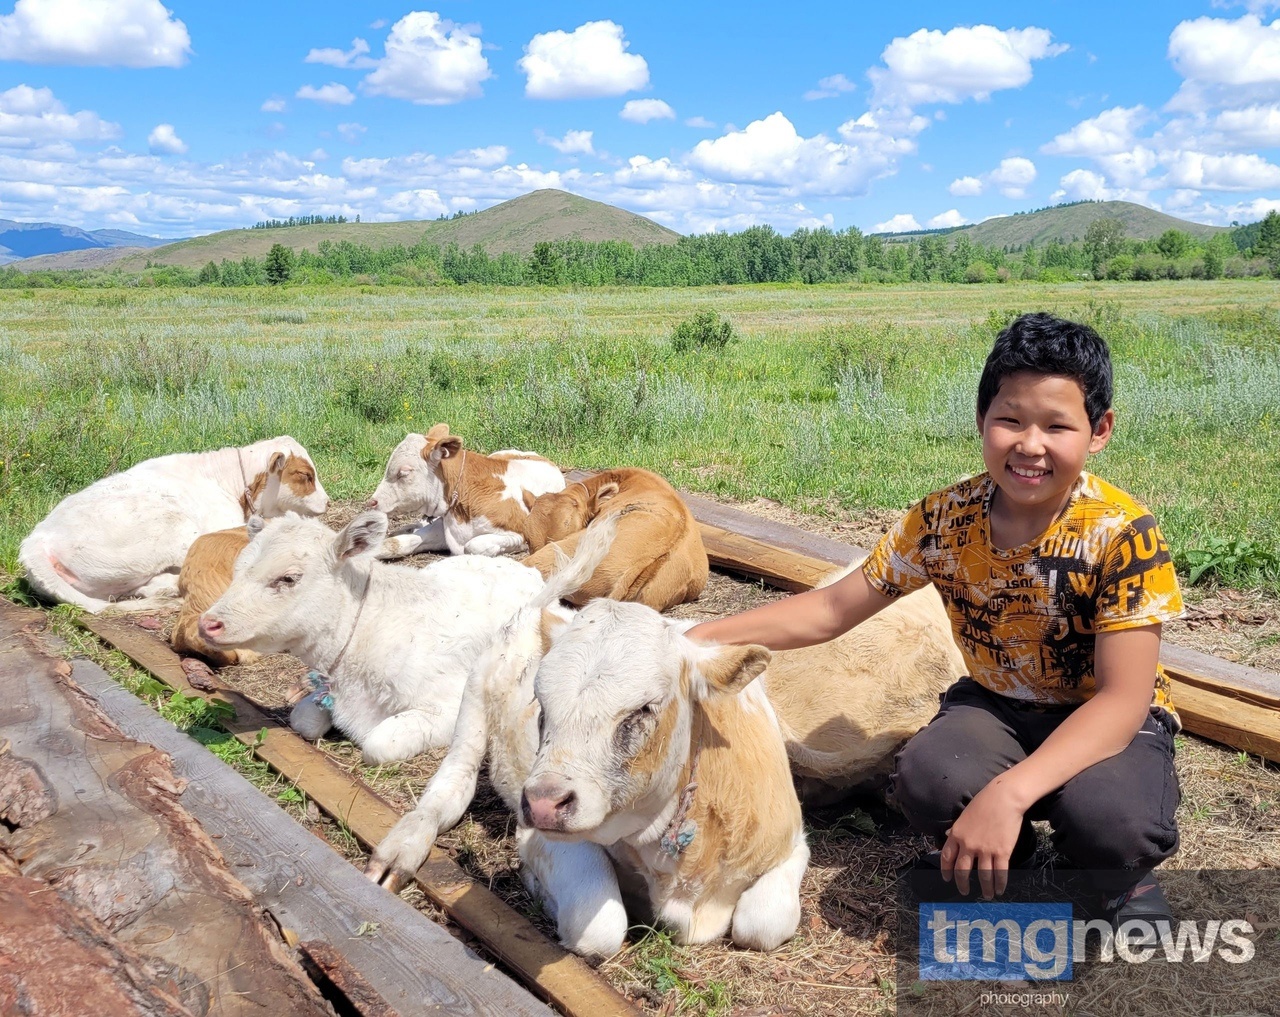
[1, 0, 1278, 237]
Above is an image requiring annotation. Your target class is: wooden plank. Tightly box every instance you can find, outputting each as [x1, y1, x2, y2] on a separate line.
[1160, 644, 1280, 711]
[75, 658, 550, 1017]
[698, 523, 841, 593]
[0, 602, 332, 1017]
[1164, 678, 1280, 762]
[76, 614, 643, 1017]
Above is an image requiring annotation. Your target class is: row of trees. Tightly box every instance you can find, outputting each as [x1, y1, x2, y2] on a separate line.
[251, 214, 355, 229]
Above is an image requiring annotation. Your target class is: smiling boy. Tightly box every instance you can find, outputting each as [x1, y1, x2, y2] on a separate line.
[689, 312, 1184, 926]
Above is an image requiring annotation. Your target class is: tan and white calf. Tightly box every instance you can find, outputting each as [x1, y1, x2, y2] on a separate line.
[367, 424, 564, 559]
[522, 468, 709, 612]
[368, 518, 629, 959]
[198, 510, 545, 765]
[171, 526, 256, 667]
[523, 602, 808, 952]
[19, 436, 328, 613]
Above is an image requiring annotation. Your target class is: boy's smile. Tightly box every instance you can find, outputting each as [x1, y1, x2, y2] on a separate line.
[978, 372, 1114, 544]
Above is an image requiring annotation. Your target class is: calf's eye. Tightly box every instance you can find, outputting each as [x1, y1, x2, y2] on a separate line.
[270, 573, 300, 591]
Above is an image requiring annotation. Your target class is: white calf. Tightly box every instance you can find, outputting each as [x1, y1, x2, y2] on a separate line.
[367, 517, 628, 959]
[19, 436, 328, 613]
[198, 510, 545, 765]
[367, 424, 564, 558]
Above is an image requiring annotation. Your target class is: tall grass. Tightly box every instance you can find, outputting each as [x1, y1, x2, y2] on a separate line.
[2, 281, 1278, 591]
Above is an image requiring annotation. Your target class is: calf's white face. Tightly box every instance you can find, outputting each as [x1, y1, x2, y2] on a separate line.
[199, 511, 387, 655]
[367, 433, 432, 515]
[272, 451, 330, 516]
[521, 599, 769, 845]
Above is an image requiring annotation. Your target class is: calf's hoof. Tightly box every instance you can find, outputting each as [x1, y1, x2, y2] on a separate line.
[289, 693, 334, 741]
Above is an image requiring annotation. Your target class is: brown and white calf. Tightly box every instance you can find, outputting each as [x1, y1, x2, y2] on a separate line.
[19, 437, 328, 613]
[521, 468, 709, 612]
[367, 424, 564, 558]
[523, 602, 807, 951]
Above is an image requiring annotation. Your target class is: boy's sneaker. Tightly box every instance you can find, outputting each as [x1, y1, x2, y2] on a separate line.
[1103, 872, 1174, 942]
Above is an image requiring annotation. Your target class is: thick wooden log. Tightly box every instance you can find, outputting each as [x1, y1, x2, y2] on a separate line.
[0, 602, 332, 1017]
[76, 613, 642, 1017]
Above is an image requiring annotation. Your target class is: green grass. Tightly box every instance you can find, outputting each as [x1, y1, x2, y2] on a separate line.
[2, 280, 1278, 591]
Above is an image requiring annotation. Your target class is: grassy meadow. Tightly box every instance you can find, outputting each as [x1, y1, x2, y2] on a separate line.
[2, 279, 1279, 593]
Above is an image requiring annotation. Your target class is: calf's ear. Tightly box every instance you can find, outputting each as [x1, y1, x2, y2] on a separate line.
[539, 608, 569, 656]
[425, 436, 464, 462]
[592, 481, 620, 512]
[425, 423, 451, 440]
[268, 451, 287, 475]
[247, 514, 268, 539]
[336, 511, 389, 560]
[523, 490, 539, 511]
[697, 644, 771, 696]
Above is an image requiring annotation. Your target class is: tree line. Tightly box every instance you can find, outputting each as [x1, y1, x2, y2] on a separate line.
[4, 212, 1277, 289]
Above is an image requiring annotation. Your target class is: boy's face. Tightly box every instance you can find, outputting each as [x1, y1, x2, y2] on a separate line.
[978, 371, 1114, 518]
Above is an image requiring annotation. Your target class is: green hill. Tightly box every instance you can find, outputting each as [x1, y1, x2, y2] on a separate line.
[962, 201, 1225, 248]
[20, 189, 681, 272]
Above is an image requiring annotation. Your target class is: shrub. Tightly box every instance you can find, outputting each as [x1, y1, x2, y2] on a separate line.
[671, 310, 736, 353]
[963, 262, 993, 284]
[1105, 254, 1136, 281]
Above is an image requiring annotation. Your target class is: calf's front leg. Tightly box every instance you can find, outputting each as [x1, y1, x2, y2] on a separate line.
[517, 827, 628, 960]
[360, 708, 455, 765]
[376, 518, 447, 559]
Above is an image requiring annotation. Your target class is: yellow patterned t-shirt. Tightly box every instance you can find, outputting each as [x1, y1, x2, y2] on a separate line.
[862, 472, 1184, 721]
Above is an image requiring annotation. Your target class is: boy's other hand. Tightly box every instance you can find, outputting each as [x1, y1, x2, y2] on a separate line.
[940, 783, 1026, 898]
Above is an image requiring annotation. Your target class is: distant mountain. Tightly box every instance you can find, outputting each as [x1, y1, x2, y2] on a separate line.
[0, 219, 180, 265]
[880, 201, 1225, 249]
[14, 189, 682, 272]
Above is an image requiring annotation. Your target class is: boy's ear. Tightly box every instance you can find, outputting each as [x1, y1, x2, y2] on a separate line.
[1089, 408, 1115, 454]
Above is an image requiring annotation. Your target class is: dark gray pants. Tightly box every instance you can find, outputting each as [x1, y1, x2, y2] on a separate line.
[890, 678, 1180, 891]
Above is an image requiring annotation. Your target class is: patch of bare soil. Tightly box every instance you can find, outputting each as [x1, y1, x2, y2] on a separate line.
[109, 497, 1280, 1017]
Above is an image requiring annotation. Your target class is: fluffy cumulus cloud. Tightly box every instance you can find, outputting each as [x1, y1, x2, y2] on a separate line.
[0, 0, 190, 67]
[620, 98, 675, 123]
[684, 115, 715, 129]
[536, 128, 594, 155]
[1212, 103, 1280, 146]
[519, 21, 648, 99]
[1161, 149, 1280, 190]
[0, 84, 119, 148]
[147, 123, 186, 155]
[873, 212, 923, 233]
[305, 37, 375, 69]
[928, 208, 972, 228]
[947, 157, 1036, 198]
[689, 111, 912, 196]
[361, 12, 491, 105]
[1051, 168, 1145, 203]
[1042, 106, 1151, 156]
[1167, 14, 1280, 111]
[804, 73, 856, 101]
[869, 25, 1067, 109]
[260, 97, 287, 113]
[296, 83, 355, 106]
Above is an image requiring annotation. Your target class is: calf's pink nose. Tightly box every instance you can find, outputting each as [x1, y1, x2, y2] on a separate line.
[521, 779, 577, 830]
[365, 497, 378, 509]
[198, 615, 224, 640]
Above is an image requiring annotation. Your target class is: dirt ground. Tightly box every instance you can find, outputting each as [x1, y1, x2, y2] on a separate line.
[103, 496, 1280, 1017]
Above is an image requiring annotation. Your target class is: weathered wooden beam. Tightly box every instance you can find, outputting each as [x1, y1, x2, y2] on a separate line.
[75, 613, 643, 1017]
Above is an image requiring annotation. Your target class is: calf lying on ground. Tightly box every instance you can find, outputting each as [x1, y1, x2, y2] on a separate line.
[19, 436, 328, 613]
[764, 560, 964, 801]
[198, 510, 545, 764]
[370, 568, 807, 956]
[521, 468, 708, 612]
[367, 424, 563, 558]
[368, 517, 628, 959]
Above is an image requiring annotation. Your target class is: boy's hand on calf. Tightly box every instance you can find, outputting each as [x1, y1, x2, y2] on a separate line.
[941, 782, 1026, 899]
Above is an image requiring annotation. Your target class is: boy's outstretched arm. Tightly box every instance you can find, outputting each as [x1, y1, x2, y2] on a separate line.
[687, 564, 895, 650]
[942, 624, 1163, 899]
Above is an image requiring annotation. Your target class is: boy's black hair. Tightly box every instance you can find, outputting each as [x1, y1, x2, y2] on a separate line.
[977, 312, 1113, 429]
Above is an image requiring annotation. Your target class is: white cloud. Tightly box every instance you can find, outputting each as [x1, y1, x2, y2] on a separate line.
[0, 85, 119, 148]
[519, 20, 648, 99]
[296, 83, 355, 106]
[689, 111, 912, 195]
[451, 145, 507, 166]
[620, 98, 675, 123]
[1161, 149, 1280, 190]
[948, 175, 983, 196]
[614, 154, 692, 186]
[305, 37, 375, 69]
[337, 122, 367, 144]
[987, 156, 1037, 198]
[874, 213, 923, 233]
[1167, 14, 1280, 111]
[147, 123, 186, 155]
[1095, 146, 1158, 187]
[383, 188, 451, 219]
[869, 25, 1067, 109]
[684, 115, 715, 128]
[536, 129, 594, 155]
[309, 148, 329, 162]
[361, 12, 490, 105]
[804, 73, 856, 101]
[1051, 168, 1149, 203]
[260, 97, 287, 113]
[928, 208, 971, 228]
[0, 0, 190, 67]
[1042, 105, 1151, 156]
[1212, 103, 1280, 145]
